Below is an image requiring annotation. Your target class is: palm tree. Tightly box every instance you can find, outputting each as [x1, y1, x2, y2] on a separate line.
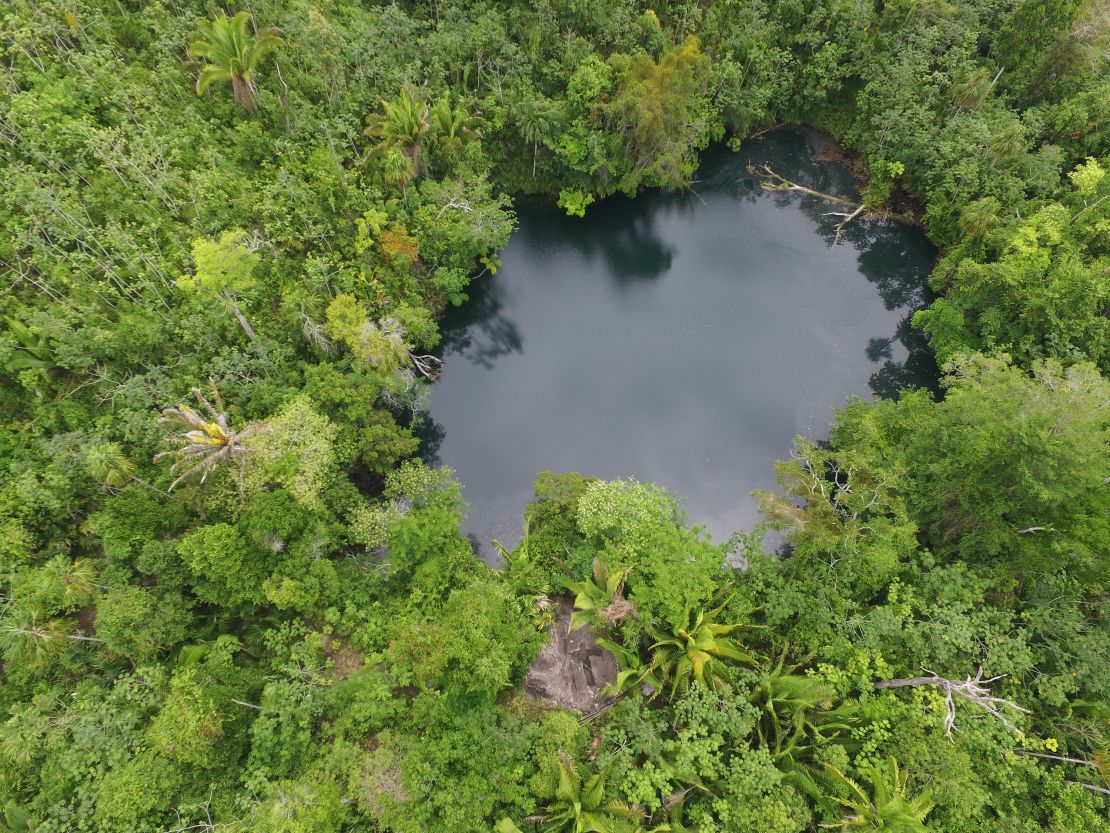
[541, 761, 643, 833]
[565, 558, 636, 630]
[3, 317, 58, 378]
[189, 12, 284, 113]
[646, 602, 759, 699]
[823, 757, 934, 832]
[596, 636, 659, 698]
[517, 98, 556, 178]
[429, 95, 484, 154]
[748, 655, 858, 798]
[0, 607, 101, 666]
[365, 86, 432, 179]
[1, 801, 30, 833]
[154, 383, 264, 490]
[493, 525, 556, 631]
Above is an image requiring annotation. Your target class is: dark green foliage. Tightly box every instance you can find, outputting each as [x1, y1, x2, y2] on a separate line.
[94, 586, 191, 662]
[1, 0, 1107, 831]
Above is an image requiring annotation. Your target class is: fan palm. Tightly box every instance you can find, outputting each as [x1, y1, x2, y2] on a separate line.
[365, 86, 431, 179]
[379, 147, 415, 192]
[429, 95, 484, 153]
[822, 757, 934, 832]
[987, 122, 1026, 163]
[958, 196, 1003, 238]
[154, 384, 263, 490]
[646, 603, 759, 700]
[36, 555, 99, 610]
[189, 12, 284, 113]
[564, 558, 635, 630]
[0, 607, 101, 666]
[84, 441, 137, 490]
[951, 67, 992, 112]
[541, 761, 643, 833]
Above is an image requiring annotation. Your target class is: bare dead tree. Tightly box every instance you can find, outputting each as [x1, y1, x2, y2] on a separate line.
[876, 667, 1030, 738]
[748, 163, 857, 206]
[408, 352, 442, 380]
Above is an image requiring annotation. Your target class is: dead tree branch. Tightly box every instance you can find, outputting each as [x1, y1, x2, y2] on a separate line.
[875, 667, 1030, 738]
[1068, 780, 1110, 796]
[409, 352, 442, 380]
[1015, 750, 1098, 767]
[748, 163, 857, 207]
[748, 163, 914, 241]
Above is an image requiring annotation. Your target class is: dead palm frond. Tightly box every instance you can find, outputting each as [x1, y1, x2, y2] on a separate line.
[154, 383, 264, 490]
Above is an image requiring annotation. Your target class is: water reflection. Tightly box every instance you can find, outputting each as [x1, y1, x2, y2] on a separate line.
[438, 269, 524, 370]
[413, 410, 447, 468]
[734, 131, 938, 400]
[520, 200, 677, 283]
[868, 316, 941, 399]
[423, 128, 939, 558]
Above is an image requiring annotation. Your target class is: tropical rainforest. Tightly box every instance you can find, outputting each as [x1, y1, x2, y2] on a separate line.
[0, 0, 1108, 832]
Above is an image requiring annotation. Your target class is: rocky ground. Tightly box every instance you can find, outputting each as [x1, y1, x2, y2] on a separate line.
[523, 599, 618, 712]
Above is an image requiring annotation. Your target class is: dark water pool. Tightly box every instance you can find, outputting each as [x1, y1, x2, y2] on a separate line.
[419, 129, 936, 557]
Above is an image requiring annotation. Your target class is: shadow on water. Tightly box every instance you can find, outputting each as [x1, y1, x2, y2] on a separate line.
[414, 409, 446, 468]
[840, 223, 940, 398]
[437, 268, 524, 370]
[868, 315, 941, 399]
[742, 129, 940, 401]
[519, 196, 677, 285]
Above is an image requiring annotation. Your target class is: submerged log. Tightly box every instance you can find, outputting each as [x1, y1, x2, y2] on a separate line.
[749, 163, 858, 207]
[747, 163, 912, 243]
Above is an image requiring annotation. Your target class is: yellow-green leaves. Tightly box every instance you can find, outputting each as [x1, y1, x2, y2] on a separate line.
[189, 12, 284, 112]
[180, 231, 259, 297]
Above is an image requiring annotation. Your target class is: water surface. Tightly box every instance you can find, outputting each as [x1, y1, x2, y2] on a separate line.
[420, 129, 936, 556]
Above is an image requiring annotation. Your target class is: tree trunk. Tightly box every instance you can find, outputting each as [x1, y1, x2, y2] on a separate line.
[231, 73, 256, 113]
[221, 291, 259, 341]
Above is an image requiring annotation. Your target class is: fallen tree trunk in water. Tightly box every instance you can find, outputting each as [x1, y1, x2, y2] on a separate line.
[747, 163, 913, 242]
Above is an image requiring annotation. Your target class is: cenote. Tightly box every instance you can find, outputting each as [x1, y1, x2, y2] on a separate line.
[419, 128, 938, 558]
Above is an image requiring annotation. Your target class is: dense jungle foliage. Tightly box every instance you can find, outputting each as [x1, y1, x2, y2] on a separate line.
[1, 0, 1108, 831]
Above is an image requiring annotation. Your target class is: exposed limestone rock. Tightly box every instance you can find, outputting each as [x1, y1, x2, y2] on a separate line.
[524, 599, 617, 712]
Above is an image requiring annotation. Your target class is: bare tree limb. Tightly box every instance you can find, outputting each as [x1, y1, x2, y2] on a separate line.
[876, 667, 1030, 738]
[748, 163, 857, 206]
[748, 163, 915, 239]
[1015, 750, 1098, 767]
[1067, 780, 1110, 796]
